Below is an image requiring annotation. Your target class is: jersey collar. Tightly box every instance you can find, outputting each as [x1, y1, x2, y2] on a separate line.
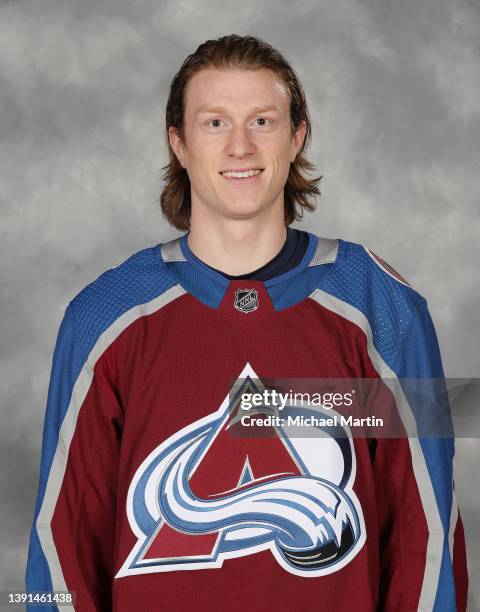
[159, 232, 342, 313]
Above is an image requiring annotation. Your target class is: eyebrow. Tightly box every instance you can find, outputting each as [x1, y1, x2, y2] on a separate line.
[195, 104, 281, 116]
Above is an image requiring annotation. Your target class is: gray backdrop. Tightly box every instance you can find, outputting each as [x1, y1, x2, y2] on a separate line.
[1, 0, 479, 609]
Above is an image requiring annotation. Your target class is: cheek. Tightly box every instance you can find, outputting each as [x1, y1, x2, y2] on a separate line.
[268, 153, 291, 181]
[194, 150, 222, 179]
[263, 138, 293, 169]
[187, 154, 215, 183]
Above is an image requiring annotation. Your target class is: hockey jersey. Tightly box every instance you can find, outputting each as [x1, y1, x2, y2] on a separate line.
[25, 232, 468, 611]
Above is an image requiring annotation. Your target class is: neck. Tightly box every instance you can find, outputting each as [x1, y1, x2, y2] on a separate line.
[188, 204, 287, 277]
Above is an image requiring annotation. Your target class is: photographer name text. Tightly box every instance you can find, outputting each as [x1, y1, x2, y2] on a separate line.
[239, 414, 383, 428]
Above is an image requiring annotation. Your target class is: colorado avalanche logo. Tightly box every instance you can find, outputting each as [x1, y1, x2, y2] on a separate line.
[116, 364, 366, 579]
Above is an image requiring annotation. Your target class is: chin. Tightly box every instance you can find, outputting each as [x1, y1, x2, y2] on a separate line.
[219, 199, 271, 220]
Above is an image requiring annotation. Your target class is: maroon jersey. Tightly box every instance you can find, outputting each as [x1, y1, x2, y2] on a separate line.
[26, 233, 468, 611]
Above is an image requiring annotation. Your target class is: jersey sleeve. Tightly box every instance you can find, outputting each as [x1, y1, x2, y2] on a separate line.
[25, 303, 124, 611]
[372, 298, 468, 611]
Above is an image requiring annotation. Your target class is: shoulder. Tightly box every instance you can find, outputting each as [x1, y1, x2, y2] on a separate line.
[314, 236, 430, 367]
[331, 237, 427, 307]
[66, 243, 178, 355]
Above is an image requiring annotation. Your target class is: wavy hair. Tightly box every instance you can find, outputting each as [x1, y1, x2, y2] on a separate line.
[160, 34, 322, 230]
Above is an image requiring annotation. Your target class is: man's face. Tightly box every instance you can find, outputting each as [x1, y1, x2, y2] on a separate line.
[169, 68, 306, 222]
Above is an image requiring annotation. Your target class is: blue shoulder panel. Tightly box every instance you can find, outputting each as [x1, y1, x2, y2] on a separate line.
[70, 245, 176, 353]
[394, 300, 456, 611]
[321, 240, 426, 366]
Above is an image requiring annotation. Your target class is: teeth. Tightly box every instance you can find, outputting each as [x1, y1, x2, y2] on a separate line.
[221, 169, 262, 178]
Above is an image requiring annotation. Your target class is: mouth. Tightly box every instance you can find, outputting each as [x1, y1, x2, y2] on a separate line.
[219, 168, 264, 183]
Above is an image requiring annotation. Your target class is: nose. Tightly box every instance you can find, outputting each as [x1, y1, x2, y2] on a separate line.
[225, 125, 257, 158]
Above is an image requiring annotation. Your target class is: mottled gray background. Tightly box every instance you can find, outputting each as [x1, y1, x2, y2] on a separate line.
[1, 0, 479, 609]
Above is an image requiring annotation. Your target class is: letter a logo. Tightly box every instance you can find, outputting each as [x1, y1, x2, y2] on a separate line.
[117, 364, 365, 578]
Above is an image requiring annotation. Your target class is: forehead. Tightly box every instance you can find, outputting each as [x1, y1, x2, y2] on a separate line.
[184, 68, 291, 115]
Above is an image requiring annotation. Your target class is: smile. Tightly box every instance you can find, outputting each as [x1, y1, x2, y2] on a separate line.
[220, 169, 264, 181]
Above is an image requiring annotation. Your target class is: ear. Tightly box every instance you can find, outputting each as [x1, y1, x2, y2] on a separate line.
[168, 126, 185, 167]
[290, 120, 307, 163]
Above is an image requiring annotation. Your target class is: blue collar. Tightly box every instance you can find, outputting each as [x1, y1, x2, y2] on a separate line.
[160, 232, 342, 312]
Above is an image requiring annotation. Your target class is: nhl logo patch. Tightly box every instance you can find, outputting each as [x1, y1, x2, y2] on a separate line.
[234, 288, 259, 313]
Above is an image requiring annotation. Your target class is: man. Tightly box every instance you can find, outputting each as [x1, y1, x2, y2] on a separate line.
[26, 34, 468, 611]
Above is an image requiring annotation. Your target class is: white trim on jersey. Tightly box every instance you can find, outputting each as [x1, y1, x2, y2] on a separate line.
[448, 477, 459, 563]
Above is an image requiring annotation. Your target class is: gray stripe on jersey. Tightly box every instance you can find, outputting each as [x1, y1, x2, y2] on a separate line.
[36, 284, 186, 603]
[309, 288, 445, 612]
[308, 238, 339, 266]
[161, 238, 186, 262]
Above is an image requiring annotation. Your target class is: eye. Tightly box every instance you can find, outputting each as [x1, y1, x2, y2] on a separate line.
[206, 118, 226, 128]
[254, 117, 271, 127]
